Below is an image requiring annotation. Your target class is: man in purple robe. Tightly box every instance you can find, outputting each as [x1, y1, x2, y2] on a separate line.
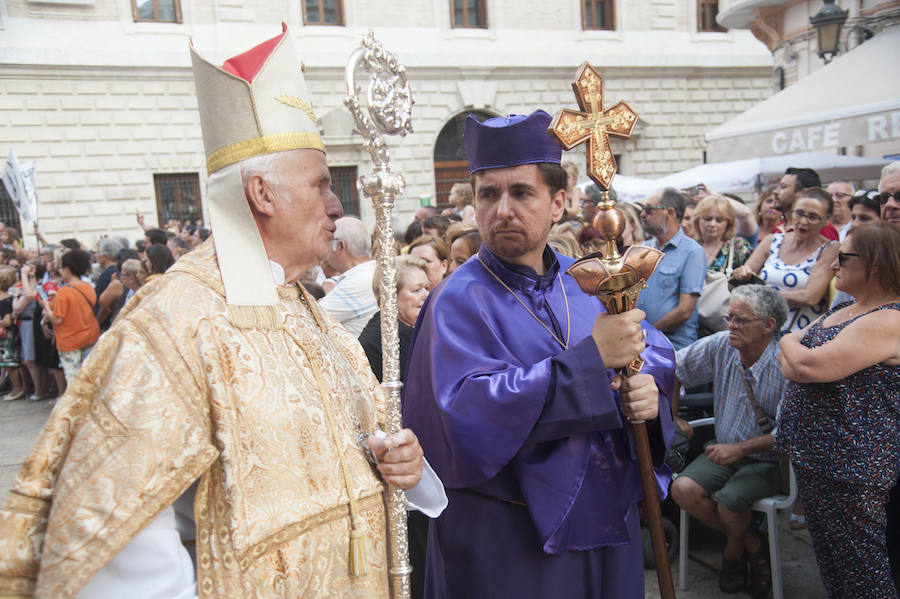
[403, 110, 675, 598]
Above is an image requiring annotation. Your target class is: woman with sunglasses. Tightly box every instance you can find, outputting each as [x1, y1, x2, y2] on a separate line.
[732, 187, 838, 335]
[776, 222, 900, 598]
[830, 191, 882, 308]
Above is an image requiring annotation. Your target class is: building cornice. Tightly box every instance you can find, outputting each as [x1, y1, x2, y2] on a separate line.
[0, 62, 772, 83]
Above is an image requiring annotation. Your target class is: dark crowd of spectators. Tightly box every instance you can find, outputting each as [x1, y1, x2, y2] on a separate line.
[0, 217, 205, 408]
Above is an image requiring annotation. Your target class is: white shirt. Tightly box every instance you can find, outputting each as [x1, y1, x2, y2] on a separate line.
[837, 220, 852, 242]
[318, 260, 379, 337]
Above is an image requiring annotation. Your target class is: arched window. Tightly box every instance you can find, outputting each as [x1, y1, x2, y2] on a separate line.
[433, 110, 494, 209]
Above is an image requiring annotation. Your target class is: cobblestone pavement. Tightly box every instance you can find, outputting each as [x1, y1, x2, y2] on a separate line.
[1, 397, 826, 598]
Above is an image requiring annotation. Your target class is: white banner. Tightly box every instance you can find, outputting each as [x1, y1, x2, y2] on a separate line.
[1, 149, 38, 226]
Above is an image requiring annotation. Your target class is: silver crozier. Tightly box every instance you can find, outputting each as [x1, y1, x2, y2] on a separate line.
[345, 31, 414, 599]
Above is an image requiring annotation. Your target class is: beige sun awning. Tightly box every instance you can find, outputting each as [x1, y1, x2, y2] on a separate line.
[705, 26, 900, 162]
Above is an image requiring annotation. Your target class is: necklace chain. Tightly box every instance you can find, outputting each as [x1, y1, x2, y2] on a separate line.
[477, 255, 571, 350]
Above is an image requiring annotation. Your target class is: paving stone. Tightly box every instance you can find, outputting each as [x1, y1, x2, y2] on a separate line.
[1, 398, 828, 596]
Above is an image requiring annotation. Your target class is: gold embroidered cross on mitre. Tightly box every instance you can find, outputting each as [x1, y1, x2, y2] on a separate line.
[548, 62, 638, 190]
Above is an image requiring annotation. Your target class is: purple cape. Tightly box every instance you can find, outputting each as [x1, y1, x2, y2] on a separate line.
[404, 245, 675, 562]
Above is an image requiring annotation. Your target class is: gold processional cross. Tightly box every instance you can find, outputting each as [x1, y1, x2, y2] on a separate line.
[548, 62, 676, 599]
[548, 62, 638, 190]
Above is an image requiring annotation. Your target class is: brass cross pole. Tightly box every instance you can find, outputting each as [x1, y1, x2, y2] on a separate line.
[549, 62, 676, 599]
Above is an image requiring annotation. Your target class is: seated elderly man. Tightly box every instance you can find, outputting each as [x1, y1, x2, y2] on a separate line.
[670, 284, 789, 599]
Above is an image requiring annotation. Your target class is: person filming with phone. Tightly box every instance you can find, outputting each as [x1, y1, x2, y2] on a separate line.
[39, 248, 100, 384]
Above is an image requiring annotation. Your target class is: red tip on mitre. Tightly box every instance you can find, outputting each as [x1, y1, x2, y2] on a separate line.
[222, 23, 288, 83]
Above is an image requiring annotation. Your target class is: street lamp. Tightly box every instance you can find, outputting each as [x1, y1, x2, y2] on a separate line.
[809, 0, 849, 64]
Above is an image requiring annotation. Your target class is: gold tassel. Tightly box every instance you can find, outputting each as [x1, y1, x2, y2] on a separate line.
[349, 526, 368, 577]
[225, 304, 282, 330]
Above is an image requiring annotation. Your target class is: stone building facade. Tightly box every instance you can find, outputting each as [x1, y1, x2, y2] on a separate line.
[719, 0, 899, 88]
[0, 0, 772, 243]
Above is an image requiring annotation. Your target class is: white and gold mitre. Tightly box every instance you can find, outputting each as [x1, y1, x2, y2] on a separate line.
[191, 23, 323, 174]
[189, 24, 324, 328]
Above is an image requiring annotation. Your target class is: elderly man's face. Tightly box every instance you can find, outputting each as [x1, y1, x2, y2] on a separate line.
[474, 164, 565, 269]
[265, 150, 343, 269]
[879, 170, 900, 225]
[726, 299, 773, 353]
[826, 182, 853, 224]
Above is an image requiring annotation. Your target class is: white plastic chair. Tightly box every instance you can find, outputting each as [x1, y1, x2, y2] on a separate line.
[676, 417, 798, 599]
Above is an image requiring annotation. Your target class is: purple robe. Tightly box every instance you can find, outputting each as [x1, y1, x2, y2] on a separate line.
[403, 245, 675, 598]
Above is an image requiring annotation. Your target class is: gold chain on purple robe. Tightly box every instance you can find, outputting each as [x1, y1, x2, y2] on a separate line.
[476, 255, 571, 350]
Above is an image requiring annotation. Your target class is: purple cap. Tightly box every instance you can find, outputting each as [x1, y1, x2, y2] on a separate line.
[464, 110, 562, 174]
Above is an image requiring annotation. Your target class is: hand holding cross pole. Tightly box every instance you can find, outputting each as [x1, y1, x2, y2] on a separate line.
[549, 62, 676, 599]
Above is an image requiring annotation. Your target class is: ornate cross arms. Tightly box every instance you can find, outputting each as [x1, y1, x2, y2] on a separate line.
[344, 31, 413, 168]
[548, 62, 638, 190]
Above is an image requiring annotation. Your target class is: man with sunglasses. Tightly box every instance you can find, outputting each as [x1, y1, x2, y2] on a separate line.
[637, 188, 707, 349]
[580, 183, 605, 224]
[878, 161, 900, 226]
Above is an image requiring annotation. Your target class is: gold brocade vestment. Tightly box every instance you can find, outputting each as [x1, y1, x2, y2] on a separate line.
[0, 240, 390, 598]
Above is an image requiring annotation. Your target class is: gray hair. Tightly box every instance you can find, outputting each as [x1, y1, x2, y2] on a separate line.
[240, 152, 288, 193]
[730, 285, 789, 333]
[584, 184, 618, 204]
[121, 258, 141, 277]
[99, 237, 124, 260]
[334, 216, 371, 258]
[660, 187, 687, 220]
[881, 161, 900, 190]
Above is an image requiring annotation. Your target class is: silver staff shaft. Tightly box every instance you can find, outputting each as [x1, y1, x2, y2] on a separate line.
[345, 32, 414, 599]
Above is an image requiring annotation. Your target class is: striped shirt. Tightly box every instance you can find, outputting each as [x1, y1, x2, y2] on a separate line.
[675, 331, 785, 461]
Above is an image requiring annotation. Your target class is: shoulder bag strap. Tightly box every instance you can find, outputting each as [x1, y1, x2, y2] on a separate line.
[741, 369, 774, 433]
[814, 239, 836, 261]
[783, 309, 802, 333]
[67, 282, 97, 310]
